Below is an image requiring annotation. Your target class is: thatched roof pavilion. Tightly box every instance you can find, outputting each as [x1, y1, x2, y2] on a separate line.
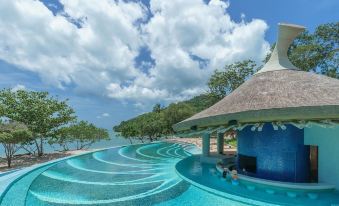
[173, 23, 339, 133]
[173, 23, 339, 186]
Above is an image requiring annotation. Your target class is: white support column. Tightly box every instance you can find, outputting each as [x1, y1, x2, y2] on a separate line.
[217, 132, 224, 154]
[202, 133, 210, 157]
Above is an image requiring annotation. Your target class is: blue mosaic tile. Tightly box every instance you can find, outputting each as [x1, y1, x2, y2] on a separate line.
[237, 124, 310, 182]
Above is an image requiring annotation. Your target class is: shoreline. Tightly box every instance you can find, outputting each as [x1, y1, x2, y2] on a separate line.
[0, 149, 94, 173]
[0, 138, 236, 173]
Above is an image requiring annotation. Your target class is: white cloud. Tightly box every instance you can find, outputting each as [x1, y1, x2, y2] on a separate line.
[125, 0, 269, 103]
[11, 84, 26, 92]
[96, 112, 110, 119]
[0, 0, 145, 93]
[102, 113, 110, 117]
[0, 0, 269, 107]
[106, 83, 169, 100]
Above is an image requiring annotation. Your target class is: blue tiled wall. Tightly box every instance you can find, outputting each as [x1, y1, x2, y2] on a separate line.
[237, 124, 310, 182]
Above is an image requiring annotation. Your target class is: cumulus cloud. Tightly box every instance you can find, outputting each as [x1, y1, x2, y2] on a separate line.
[0, 0, 145, 93]
[139, 0, 269, 102]
[0, 0, 270, 106]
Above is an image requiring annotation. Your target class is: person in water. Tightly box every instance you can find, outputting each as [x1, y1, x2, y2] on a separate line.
[222, 168, 228, 178]
[231, 170, 239, 185]
[222, 168, 232, 181]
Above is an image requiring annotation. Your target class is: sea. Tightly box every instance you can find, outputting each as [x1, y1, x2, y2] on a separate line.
[0, 131, 136, 158]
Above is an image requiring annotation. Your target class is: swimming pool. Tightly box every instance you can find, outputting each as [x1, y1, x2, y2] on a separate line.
[176, 155, 339, 206]
[0, 142, 338, 205]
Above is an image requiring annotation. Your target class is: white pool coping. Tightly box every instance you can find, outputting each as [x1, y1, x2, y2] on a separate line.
[175, 160, 279, 206]
[215, 165, 335, 191]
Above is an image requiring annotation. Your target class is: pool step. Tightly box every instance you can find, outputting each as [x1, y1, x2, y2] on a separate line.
[26, 178, 189, 206]
[1, 142, 192, 206]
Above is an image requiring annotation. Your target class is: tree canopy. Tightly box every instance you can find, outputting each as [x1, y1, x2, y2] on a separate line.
[266, 22, 339, 78]
[0, 89, 76, 156]
[0, 121, 32, 167]
[51, 121, 109, 151]
[114, 22, 338, 142]
[208, 60, 258, 99]
[114, 102, 196, 142]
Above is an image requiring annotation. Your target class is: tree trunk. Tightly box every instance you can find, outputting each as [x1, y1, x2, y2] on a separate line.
[3, 143, 13, 168]
[7, 156, 11, 168]
[39, 138, 44, 156]
[34, 139, 40, 155]
[35, 138, 44, 157]
[128, 137, 133, 144]
[21, 146, 34, 155]
[62, 144, 69, 151]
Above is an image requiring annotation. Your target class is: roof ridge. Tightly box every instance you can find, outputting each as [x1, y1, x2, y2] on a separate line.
[256, 23, 305, 75]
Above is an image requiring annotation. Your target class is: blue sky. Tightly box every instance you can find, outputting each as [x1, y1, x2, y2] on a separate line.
[0, 0, 338, 129]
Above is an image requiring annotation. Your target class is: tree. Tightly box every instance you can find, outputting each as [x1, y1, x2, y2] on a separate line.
[183, 93, 220, 112]
[114, 22, 338, 139]
[163, 103, 196, 134]
[113, 112, 165, 142]
[0, 121, 32, 167]
[152, 103, 162, 113]
[114, 121, 138, 144]
[0, 89, 76, 156]
[266, 22, 339, 78]
[113, 95, 214, 140]
[208, 60, 258, 99]
[140, 112, 166, 141]
[51, 121, 109, 150]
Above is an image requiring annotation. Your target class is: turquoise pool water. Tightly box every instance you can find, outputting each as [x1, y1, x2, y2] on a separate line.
[0, 142, 338, 205]
[176, 155, 339, 206]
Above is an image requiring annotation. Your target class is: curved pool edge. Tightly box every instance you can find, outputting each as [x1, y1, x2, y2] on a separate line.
[174, 155, 279, 206]
[215, 165, 336, 191]
[0, 142, 160, 201]
[175, 155, 339, 206]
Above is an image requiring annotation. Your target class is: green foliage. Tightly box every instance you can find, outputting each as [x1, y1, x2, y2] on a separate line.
[51, 121, 109, 150]
[225, 138, 237, 148]
[182, 93, 220, 112]
[162, 103, 196, 133]
[114, 112, 165, 142]
[0, 89, 76, 156]
[114, 60, 257, 141]
[114, 102, 196, 141]
[152, 103, 162, 113]
[140, 112, 166, 141]
[0, 121, 32, 167]
[266, 22, 339, 78]
[115, 22, 338, 142]
[208, 60, 258, 99]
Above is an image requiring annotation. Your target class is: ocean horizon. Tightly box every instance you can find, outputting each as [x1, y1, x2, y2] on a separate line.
[0, 131, 134, 158]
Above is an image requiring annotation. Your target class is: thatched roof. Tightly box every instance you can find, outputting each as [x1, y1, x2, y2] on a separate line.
[173, 23, 339, 132]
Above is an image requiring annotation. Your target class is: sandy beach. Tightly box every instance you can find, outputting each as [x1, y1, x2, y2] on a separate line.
[166, 137, 237, 154]
[0, 149, 93, 173]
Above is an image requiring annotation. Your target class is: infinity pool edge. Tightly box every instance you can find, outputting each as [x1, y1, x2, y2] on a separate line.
[0, 142, 162, 201]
